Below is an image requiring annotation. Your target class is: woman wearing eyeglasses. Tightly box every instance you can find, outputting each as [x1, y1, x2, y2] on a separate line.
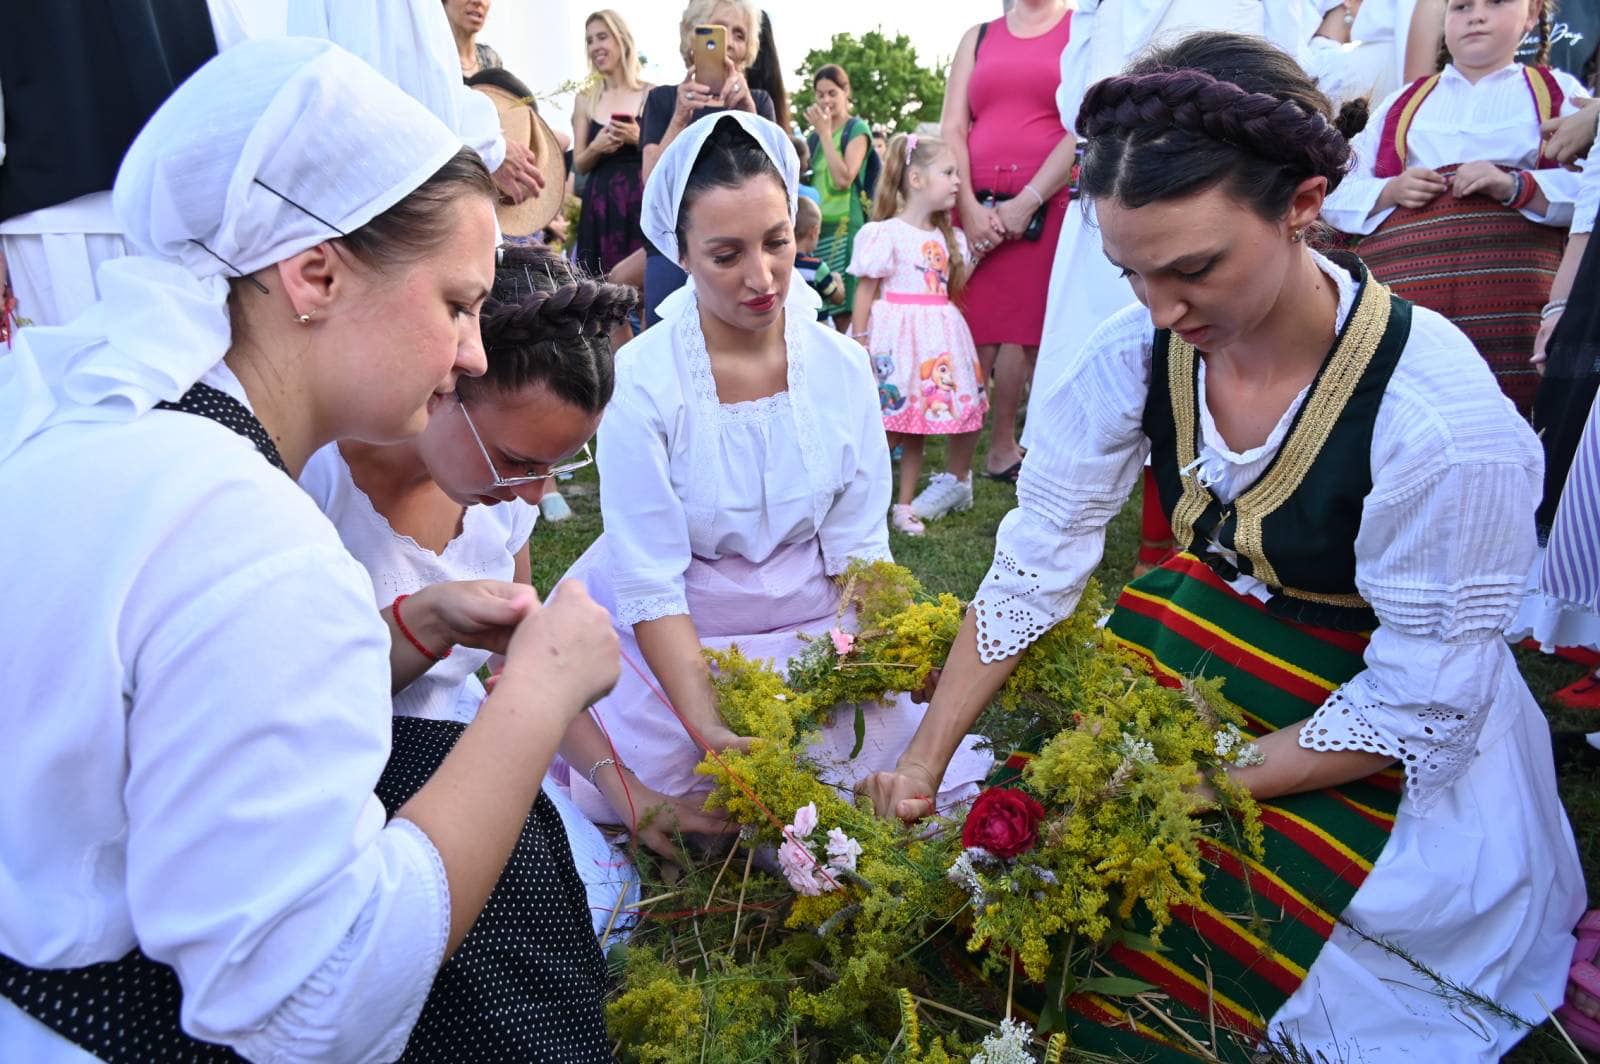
[300, 243, 735, 879]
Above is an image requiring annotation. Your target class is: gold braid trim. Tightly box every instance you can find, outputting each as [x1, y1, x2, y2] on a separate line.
[1162, 275, 1392, 596]
[1277, 585, 1373, 608]
[1233, 278, 1391, 587]
[1167, 340, 1209, 547]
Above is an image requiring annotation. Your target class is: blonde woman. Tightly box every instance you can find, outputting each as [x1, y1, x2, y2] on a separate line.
[573, 9, 653, 278]
[638, 0, 775, 325]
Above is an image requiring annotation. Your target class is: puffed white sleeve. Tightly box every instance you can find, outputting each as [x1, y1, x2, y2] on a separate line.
[1320, 85, 1404, 236]
[127, 541, 449, 1062]
[1524, 70, 1589, 229]
[846, 221, 895, 278]
[1298, 311, 1543, 813]
[816, 340, 892, 574]
[970, 306, 1153, 663]
[596, 383, 694, 625]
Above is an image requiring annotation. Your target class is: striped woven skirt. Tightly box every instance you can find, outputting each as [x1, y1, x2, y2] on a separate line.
[1354, 166, 1564, 416]
[981, 553, 1402, 1062]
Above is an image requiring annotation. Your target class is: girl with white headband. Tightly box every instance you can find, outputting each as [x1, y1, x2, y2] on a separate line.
[557, 111, 991, 830]
[0, 38, 618, 1062]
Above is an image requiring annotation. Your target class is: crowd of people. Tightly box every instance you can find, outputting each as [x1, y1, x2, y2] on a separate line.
[3, 0, 1600, 1060]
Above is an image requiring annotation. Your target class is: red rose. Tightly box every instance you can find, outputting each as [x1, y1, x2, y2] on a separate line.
[961, 787, 1047, 859]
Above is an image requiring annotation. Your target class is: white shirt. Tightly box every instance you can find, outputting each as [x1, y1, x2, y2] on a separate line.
[0, 366, 448, 1061]
[974, 253, 1545, 813]
[1575, 132, 1600, 235]
[299, 442, 537, 723]
[1323, 62, 1587, 235]
[598, 300, 892, 627]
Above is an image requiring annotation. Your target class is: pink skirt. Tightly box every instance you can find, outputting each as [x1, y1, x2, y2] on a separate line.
[559, 535, 993, 823]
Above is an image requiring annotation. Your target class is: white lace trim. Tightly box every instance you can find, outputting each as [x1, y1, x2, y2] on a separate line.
[971, 548, 1076, 663]
[719, 391, 791, 424]
[1298, 677, 1486, 814]
[616, 591, 690, 627]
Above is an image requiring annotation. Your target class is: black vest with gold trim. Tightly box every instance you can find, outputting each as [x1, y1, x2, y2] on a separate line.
[1142, 258, 1412, 632]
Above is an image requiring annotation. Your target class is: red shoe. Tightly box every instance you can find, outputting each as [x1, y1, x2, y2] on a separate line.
[1553, 672, 1600, 711]
[1558, 646, 1600, 669]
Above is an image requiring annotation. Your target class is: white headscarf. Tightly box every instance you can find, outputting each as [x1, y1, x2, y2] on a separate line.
[0, 37, 465, 464]
[639, 110, 820, 321]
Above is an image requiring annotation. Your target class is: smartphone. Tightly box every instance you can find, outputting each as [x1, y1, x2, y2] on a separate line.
[611, 112, 636, 124]
[692, 24, 727, 96]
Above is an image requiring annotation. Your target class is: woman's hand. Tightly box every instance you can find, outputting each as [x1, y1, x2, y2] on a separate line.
[805, 101, 836, 138]
[857, 760, 939, 824]
[1377, 165, 1447, 211]
[673, 74, 718, 125]
[959, 197, 1007, 256]
[1451, 160, 1514, 201]
[1533, 308, 1562, 376]
[721, 59, 755, 114]
[407, 579, 538, 657]
[1541, 99, 1600, 168]
[500, 581, 620, 717]
[493, 139, 546, 205]
[608, 118, 640, 147]
[994, 196, 1035, 240]
[632, 788, 739, 859]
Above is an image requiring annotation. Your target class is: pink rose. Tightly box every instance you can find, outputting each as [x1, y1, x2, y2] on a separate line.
[829, 627, 855, 657]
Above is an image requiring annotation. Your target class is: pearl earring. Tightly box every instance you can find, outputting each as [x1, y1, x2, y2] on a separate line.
[293, 311, 313, 325]
[1290, 228, 1305, 244]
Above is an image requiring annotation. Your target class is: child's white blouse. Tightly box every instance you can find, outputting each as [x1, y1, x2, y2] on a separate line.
[597, 298, 892, 627]
[1323, 62, 1587, 235]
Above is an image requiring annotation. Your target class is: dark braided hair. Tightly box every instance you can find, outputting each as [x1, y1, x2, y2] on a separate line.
[1076, 32, 1351, 220]
[1435, 0, 1554, 71]
[458, 244, 636, 413]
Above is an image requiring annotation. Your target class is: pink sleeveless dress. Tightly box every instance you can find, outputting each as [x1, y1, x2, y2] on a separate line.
[960, 10, 1073, 347]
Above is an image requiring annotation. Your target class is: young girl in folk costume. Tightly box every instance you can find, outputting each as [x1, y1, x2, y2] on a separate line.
[1323, 0, 1584, 415]
[864, 31, 1582, 1061]
[849, 133, 988, 536]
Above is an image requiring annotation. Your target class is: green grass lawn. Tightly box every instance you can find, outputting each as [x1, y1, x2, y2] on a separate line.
[531, 434, 1597, 1062]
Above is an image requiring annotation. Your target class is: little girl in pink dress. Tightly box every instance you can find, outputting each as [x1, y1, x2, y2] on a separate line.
[850, 133, 988, 536]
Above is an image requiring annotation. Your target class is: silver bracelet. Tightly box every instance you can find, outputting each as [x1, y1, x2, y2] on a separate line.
[587, 757, 619, 787]
[1543, 299, 1570, 320]
[1021, 183, 1045, 208]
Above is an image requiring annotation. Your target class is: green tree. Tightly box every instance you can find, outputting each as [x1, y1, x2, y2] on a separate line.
[792, 29, 948, 135]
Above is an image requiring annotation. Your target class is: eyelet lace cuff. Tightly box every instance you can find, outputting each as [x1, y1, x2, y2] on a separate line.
[971, 548, 1081, 663]
[1298, 675, 1487, 814]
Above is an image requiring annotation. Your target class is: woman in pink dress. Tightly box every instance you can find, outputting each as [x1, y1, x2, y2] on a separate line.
[941, 1, 1079, 485]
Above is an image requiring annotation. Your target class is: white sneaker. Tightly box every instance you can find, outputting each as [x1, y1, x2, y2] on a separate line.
[910, 472, 973, 521]
[539, 492, 573, 522]
[891, 503, 925, 536]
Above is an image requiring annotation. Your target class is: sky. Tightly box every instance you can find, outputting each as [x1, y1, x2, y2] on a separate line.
[480, 1, 1001, 134]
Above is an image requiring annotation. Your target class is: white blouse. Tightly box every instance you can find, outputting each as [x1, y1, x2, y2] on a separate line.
[1575, 131, 1600, 235]
[1322, 62, 1587, 235]
[973, 253, 1545, 813]
[299, 442, 537, 723]
[598, 299, 892, 627]
[0, 366, 448, 1062]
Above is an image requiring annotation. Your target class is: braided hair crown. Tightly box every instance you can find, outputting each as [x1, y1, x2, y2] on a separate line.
[1075, 32, 1352, 214]
[463, 244, 636, 411]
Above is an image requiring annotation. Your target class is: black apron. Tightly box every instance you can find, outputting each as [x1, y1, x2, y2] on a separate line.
[1534, 200, 1600, 537]
[0, 384, 611, 1062]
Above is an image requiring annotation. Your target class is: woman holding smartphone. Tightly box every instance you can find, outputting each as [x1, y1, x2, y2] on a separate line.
[573, 9, 652, 278]
[637, 0, 776, 326]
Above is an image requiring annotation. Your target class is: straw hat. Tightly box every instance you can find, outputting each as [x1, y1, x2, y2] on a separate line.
[466, 69, 567, 236]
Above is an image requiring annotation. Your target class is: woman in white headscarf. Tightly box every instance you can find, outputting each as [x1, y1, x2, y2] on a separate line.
[0, 38, 619, 1063]
[556, 111, 991, 828]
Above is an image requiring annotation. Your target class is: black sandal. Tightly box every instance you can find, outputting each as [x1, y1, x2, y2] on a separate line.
[981, 460, 1023, 484]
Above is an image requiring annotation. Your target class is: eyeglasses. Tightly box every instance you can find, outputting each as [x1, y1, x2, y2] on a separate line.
[457, 400, 594, 487]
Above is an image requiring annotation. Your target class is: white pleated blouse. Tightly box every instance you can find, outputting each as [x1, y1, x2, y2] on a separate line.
[597, 299, 892, 627]
[1322, 62, 1586, 235]
[0, 366, 448, 1061]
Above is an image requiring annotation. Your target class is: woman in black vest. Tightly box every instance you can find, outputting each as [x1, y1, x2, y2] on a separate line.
[861, 32, 1582, 1062]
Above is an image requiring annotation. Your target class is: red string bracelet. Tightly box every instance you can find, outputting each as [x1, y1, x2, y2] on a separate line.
[392, 593, 451, 662]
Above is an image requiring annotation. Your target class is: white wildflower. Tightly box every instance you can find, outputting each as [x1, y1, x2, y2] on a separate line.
[946, 849, 989, 908]
[1117, 730, 1157, 764]
[1234, 741, 1266, 767]
[1214, 724, 1239, 758]
[972, 1016, 1037, 1064]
